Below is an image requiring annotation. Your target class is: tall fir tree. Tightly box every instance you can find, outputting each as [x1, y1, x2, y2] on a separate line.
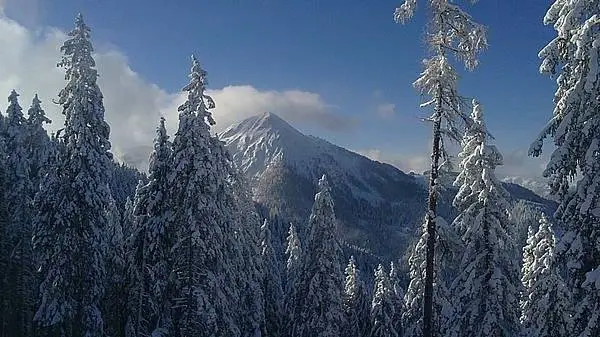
[449, 100, 520, 337]
[529, 2, 600, 336]
[402, 218, 453, 337]
[389, 262, 404, 337]
[103, 198, 126, 337]
[125, 117, 173, 337]
[0, 115, 8, 337]
[284, 222, 302, 336]
[260, 219, 284, 337]
[343, 256, 371, 337]
[3, 90, 36, 337]
[26, 94, 52, 188]
[292, 175, 344, 337]
[370, 264, 398, 337]
[33, 14, 113, 337]
[520, 214, 571, 337]
[230, 175, 266, 337]
[394, 2, 487, 335]
[167, 55, 241, 337]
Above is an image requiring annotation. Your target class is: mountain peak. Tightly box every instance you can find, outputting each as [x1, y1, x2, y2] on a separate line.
[222, 112, 301, 138]
[219, 112, 310, 177]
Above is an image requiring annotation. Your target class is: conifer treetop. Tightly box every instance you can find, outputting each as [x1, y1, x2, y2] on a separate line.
[28, 94, 52, 125]
[179, 55, 216, 128]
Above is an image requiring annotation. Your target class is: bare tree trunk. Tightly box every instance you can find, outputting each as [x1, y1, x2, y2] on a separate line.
[423, 82, 443, 337]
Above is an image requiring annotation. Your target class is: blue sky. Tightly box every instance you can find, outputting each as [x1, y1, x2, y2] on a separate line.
[3, 0, 556, 176]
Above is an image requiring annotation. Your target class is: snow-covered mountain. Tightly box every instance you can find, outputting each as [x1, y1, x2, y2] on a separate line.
[501, 176, 556, 201]
[220, 112, 556, 261]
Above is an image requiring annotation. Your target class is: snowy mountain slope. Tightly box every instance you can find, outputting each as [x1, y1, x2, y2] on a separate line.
[220, 112, 556, 261]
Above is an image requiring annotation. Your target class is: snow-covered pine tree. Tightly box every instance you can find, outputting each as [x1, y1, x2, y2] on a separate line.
[284, 223, 301, 311]
[33, 14, 113, 337]
[0, 120, 9, 337]
[0, 113, 8, 337]
[292, 175, 344, 337]
[230, 174, 265, 337]
[402, 218, 453, 337]
[343, 256, 371, 337]
[125, 117, 173, 337]
[529, 2, 600, 336]
[3, 90, 36, 337]
[26, 94, 51, 188]
[260, 219, 284, 337]
[370, 264, 398, 337]
[389, 262, 404, 337]
[520, 214, 571, 337]
[168, 55, 241, 337]
[103, 197, 126, 337]
[283, 222, 301, 336]
[394, 3, 486, 336]
[449, 100, 520, 337]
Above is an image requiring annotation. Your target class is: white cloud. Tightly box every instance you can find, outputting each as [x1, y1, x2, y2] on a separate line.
[0, 15, 350, 171]
[207, 85, 356, 133]
[355, 148, 429, 174]
[375, 103, 396, 120]
[355, 146, 551, 179]
[355, 149, 382, 162]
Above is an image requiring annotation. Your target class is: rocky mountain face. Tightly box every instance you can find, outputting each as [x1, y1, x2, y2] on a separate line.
[220, 112, 556, 264]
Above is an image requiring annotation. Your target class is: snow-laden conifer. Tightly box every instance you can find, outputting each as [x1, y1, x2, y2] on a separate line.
[343, 256, 370, 337]
[125, 117, 173, 337]
[393, 2, 487, 335]
[520, 214, 571, 337]
[389, 262, 404, 336]
[370, 264, 398, 337]
[402, 218, 453, 337]
[33, 14, 113, 337]
[103, 197, 127, 337]
[26, 94, 51, 187]
[0, 123, 8, 337]
[260, 219, 284, 337]
[3, 90, 36, 337]
[168, 55, 241, 337]
[449, 100, 520, 337]
[284, 222, 302, 317]
[292, 175, 344, 337]
[230, 174, 266, 337]
[529, 2, 600, 336]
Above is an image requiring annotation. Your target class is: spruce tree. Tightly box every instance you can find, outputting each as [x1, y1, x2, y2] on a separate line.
[26, 94, 52, 188]
[394, 2, 486, 335]
[292, 175, 344, 337]
[3, 90, 35, 337]
[389, 262, 404, 337]
[529, 2, 600, 336]
[260, 219, 284, 337]
[103, 198, 126, 337]
[449, 100, 520, 337]
[371, 264, 398, 337]
[402, 219, 453, 337]
[33, 14, 113, 337]
[230, 174, 266, 337]
[520, 215, 571, 337]
[167, 55, 240, 337]
[0, 119, 8, 337]
[343, 256, 371, 337]
[125, 117, 173, 337]
[284, 222, 302, 336]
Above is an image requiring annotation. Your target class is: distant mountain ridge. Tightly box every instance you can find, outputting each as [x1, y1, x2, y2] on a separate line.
[220, 112, 557, 261]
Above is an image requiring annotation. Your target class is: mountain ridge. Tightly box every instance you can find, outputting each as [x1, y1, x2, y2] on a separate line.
[220, 112, 556, 262]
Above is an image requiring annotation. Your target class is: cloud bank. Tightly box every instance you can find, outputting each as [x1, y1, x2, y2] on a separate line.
[0, 14, 350, 171]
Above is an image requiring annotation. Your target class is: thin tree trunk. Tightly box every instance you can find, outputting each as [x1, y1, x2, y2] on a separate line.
[423, 82, 443, 337]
